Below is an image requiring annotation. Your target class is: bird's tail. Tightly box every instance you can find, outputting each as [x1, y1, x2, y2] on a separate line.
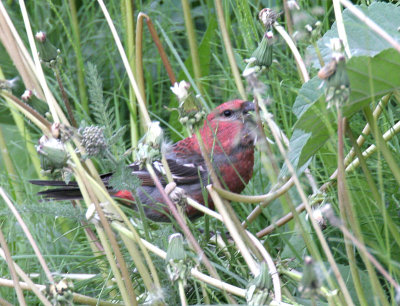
[30, 180, 84, 201]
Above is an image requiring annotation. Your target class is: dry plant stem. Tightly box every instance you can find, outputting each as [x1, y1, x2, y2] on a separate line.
[117, 226, 158, 295]
[0, 2, 44, 97]
[0, 188, 54, 284]
[178, 280, 188, 306]
[242, 177, 295, 227]
[0, 249, 51, 305]
[207, 185, 259, 275]
[256, 202, 305, 238]
[336, 110, 367, 305]
[0, 277, 122, 306]
[247, 232, 282, 303]
[19, 0, 70, 124]
[137, 13, 176, 85]
[69, 155, 136, 305]
[339, 0, 400, 54]
[186, 197, 223, 221]
[258, 102, 354, 306]
[53, 66, 77, 127]
[97, 0, 151, 126]
[181, 0, 202, 90]
[83, 174, 162, 291]
[332, 0, 351, 58]
[1, 91, 51, 131]
[274, 22, 310, 83]
[130, 235, 247, 298]
[0, 229, 26, 306]
[145, 164, 225, 286]
[135, 13, 146, 101]
[214, 0, 246, 99]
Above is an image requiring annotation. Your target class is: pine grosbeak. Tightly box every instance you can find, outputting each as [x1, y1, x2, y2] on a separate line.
[31, 100, 256, 221]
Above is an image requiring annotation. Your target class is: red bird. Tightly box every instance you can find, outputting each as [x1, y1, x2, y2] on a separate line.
[31, 100, 256, 221]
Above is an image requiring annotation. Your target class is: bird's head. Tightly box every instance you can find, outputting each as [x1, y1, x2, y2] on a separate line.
[199, 100, 256, 154]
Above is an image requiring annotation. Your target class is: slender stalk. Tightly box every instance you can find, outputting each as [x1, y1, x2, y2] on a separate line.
[1, 91, 51, 132]
[283, 0, 294, 36]
[0, 229, 26, 306]
[68, 0, 88, 113]
[247, 232, 282, 303]
[214, 0, 246, 99]
[181, 0, 202, 91]
[54, 66, 77, 127]
[336, 108, 367, 305]
[332, 0, 351, 58]
[207, 185, 259, 275]
[123, 0, 140, 147]
[97, 0, 151, 126]
[178, 280, 188, 306]
[274, 21, 309, 83]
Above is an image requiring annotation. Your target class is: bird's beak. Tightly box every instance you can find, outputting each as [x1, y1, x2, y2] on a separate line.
[242, 101, 255, 115]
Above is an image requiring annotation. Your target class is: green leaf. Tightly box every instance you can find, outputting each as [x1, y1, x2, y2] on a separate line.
[307, 2, 400, 68]
[283, 47, 400, 175]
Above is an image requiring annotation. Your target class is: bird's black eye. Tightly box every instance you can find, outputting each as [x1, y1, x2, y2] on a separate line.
[223, 110, 232, 117]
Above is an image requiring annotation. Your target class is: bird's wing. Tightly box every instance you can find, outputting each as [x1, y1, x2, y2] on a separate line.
[126, 158, 206, 187]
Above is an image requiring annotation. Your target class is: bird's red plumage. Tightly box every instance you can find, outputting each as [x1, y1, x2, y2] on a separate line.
[32, 100, 256, 221]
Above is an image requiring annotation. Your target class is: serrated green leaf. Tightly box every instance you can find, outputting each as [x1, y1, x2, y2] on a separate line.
[283, 47, 400, 176]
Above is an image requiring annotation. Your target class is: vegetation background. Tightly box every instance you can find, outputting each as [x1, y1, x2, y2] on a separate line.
[0, 0, 399, 305]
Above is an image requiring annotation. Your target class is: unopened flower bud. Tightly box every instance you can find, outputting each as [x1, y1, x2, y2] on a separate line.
[250, 32, 274, 69]
[35, 31, 60, 64]
[37, 136, 69, 171]
[166, 233, 191, 286]
[144, 121, 163, 149]
[299, 256, 323, 297]
[246, 262, 271, 305]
